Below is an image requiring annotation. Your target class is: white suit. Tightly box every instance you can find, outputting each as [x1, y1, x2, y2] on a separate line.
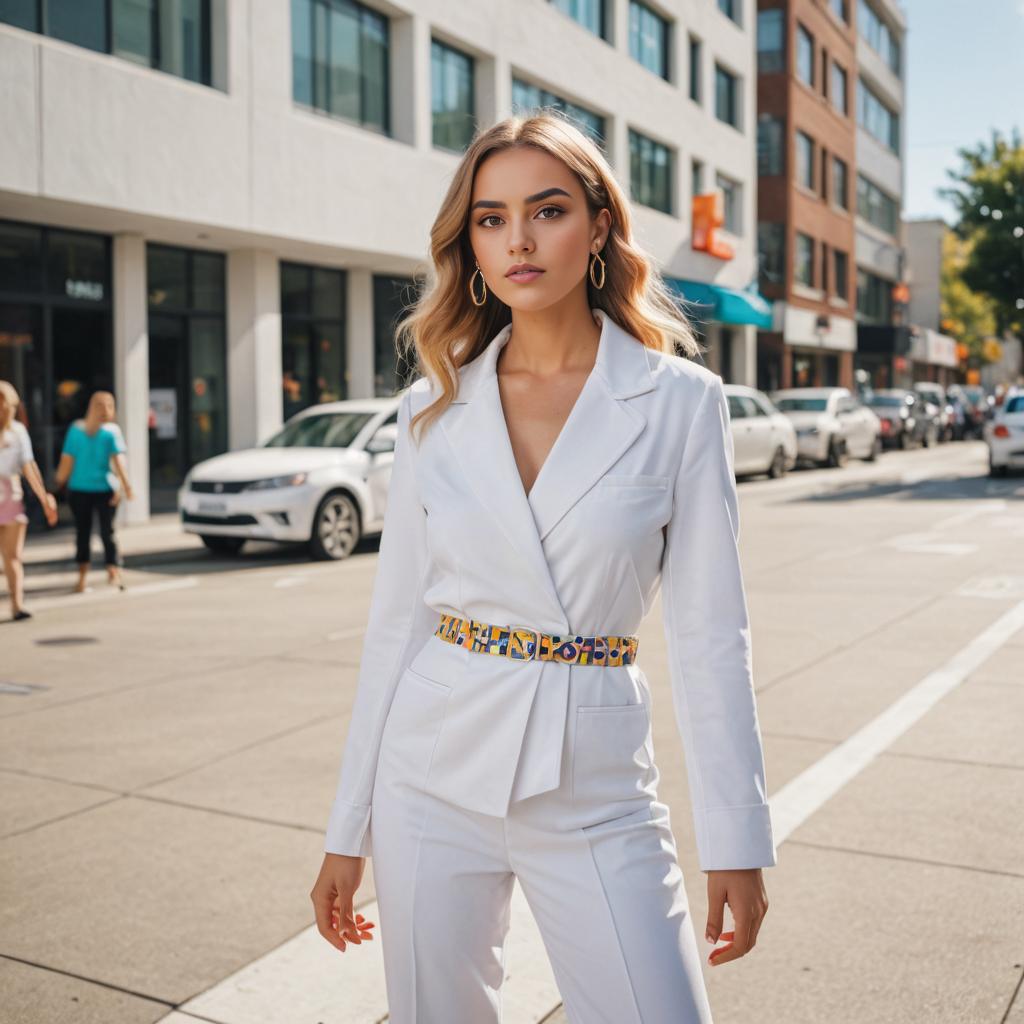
[325, 307, 777, 1022]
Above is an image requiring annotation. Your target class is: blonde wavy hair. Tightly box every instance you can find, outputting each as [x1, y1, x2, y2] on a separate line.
[394, 110, 703, 444]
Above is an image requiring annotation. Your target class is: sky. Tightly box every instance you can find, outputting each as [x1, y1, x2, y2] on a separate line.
[902, 0, 1024, 224]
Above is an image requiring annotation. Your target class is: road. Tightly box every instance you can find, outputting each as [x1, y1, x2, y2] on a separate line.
[1, 439, 1023, 1024]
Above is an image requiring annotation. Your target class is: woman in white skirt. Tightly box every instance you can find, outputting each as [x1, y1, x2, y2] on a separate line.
[310, 112, 776, 1023]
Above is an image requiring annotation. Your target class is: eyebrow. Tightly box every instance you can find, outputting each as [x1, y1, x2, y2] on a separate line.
[470, 186, 572, 212]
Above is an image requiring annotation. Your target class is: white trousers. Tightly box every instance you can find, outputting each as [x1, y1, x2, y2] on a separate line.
[369, 662, 715, 1023]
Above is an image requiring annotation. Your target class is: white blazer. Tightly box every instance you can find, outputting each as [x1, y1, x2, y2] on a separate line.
[325, 307, 777, 872]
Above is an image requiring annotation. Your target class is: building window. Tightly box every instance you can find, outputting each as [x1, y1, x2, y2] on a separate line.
[757, 222, 785, 288]
[629, 129, 673, 214]
[821, 241, 830, 293]
[796, 23, 814, 87]
[688, 35, 702, 102]
[796, 130, 814, 190]
[373, 275, 424, 395]
[821, 47, 829, 98]
[714, 64, 739, 128]
[859, 0, 901, 76]
[757, 115, 783, 175]
[795, 232, 814, 286]
[293, 0, 390, 135]
[833, 155, 849, 209]
[834, 249, 849, 300]
[830, 61, 848, 115]
[0, 0, 213, 85]
[857, 77, 899, 151]
[280, 262, 347, 421]
[716, 173, 741, 235]
[830, 0, 848, 23]
[431, 39, 475, 152]
[629, 2, 670, 81]
[692, 158, 705, 197]
[857, 267, 893, 322]
[856, 173, 898, 235]
[511, 79, 606, 148]
[551, 0, 605, 39]
[717, 0, 740, 25]
[757, 9, 784, 73]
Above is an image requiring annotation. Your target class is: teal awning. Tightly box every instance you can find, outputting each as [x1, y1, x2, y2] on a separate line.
[665, 277, 774, 330]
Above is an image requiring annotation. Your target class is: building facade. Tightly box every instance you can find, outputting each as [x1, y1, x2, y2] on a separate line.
[1, 0, 765, 524]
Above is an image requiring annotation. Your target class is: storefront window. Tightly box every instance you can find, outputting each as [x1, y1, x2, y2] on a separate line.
[373, 274, 423, 396]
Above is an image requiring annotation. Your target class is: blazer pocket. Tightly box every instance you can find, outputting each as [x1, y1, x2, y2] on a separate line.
[571, 702, 654, 811]
[597, 474, 670, 490]
[379, 667, 452, 785]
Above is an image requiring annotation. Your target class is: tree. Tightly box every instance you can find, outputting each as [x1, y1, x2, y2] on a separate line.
[940, 230, 998, 363]
[937, 126, 1024, 336]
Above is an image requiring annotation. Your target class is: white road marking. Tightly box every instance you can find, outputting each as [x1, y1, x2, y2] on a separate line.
[955, 576, 1024, 600]
[159, 880, 559, 1024]
[769, 598, 1024, 842]
[10, 576, 200, 613]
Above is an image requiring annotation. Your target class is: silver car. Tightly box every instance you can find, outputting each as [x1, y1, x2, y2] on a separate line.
[178, 397, 403, 560]
[769, 386, 882, 467]
[723, 384, 798, 478]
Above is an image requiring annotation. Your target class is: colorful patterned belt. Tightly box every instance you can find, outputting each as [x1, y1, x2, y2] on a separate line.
[435, 613, 639, 666]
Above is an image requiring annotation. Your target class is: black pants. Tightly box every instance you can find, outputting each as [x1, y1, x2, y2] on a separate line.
[67, 489, 120, 567]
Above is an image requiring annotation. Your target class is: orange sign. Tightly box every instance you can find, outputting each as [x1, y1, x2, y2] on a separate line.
[692, 193, 734, 260]
[892, 282, 910, 303]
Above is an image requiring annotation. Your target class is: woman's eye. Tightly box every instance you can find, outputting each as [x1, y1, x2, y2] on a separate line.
[478, 206, 563, 228]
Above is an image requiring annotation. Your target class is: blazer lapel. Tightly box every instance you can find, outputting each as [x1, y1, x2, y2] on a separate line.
[439, 307, 656, 632]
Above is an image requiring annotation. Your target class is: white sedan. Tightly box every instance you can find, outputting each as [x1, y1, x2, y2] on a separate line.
[986, 388, 1024, 477]
[769, 386, 882, 467]
[723, 384, 798, 478]
[178, 397, 403, 560]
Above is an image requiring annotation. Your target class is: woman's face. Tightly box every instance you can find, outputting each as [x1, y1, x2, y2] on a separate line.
[468, 146, 610, 313]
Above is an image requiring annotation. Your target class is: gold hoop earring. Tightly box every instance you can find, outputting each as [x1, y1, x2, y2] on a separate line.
[589, 249, 606, 290]
[470, 263, 488, 306]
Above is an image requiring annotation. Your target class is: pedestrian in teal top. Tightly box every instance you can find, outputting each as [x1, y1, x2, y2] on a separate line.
[55, 391, 135, 594]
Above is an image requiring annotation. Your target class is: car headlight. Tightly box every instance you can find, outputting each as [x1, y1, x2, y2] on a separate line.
[243, 472, 308, 491]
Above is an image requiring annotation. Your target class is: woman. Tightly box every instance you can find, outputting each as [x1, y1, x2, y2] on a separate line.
[0, 381, 59, 621]
[310, 113, 775, 1023]
[54, 390, 134, 593]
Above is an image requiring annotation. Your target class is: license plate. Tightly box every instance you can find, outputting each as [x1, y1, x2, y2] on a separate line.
[197, 501, 228, 515]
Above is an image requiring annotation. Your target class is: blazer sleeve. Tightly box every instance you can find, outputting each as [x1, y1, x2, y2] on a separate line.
[660, 373, 777, 872]
[323, 387, 437, 857]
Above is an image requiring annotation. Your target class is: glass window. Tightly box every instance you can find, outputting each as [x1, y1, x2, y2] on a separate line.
[147, 246, 188, 309]
[628, 129, 673, 215]
[511, 79, 606, 149]
[189, 315, 228, 465]
[714, 63, 738, 128]
[757, 9, 784, 73]
[301, 0, 390, 135]
[834, 249, 849, 300]
[113, 0, 155, 66]
[49, 0, 107, 53]
[833, 155, 849, 209]
[717, 0, 739, 24]
[157, 0, 209, 84]
[796, 23, 814, 86]
[47, 231, 109, 303]
[550, 0, 605, 39]
[629, 1, 670, 81]
[431, 39, 475, 152]
[757, 222, 785, 287]
[373, 274, 423, 395]
[831, 61, 847, 114]
[691, 158, 704, 197]
[830, 0, 848, 22]
[191, 251, 225, 313]
[856, 173, 898, 235]
[757, 115, 783, 175]
[795, 130, 814, 189]
[0, 0, 38, 30]
[689, 35, 701, 102]
[858, 0, 900, 76]
[716, 173, 741, 235]
[857, 268, 893, 322]
[795, 231, 814, 286]
[0, 221, 43, 294]
[857, 77, 899, 151]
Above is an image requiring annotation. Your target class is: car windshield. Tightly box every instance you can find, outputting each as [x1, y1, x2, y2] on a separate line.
[869, 396, 906, 407]
[1005, 396, 1024, 414]
[263, 412, 376, 448]
[774, 397, 828, 411]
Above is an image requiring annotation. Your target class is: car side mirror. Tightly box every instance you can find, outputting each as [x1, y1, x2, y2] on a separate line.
[366, 424, 398, 455]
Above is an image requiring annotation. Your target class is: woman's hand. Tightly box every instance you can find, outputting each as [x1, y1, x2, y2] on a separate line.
[43, 493, 58, 527]
[311, 853, 376, 953]
[704, 868, 769, 967]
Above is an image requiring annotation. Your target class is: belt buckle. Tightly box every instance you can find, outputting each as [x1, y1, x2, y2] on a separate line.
[506, 625, 540, 661]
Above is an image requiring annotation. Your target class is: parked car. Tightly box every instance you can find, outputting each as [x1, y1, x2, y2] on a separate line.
[863, 389, 932, 449]
[769, 387, 881, 467]
[178, 397, 403, 560]
[948, 384, 989, 439]
[913, 381, 953, 442]
[985, 387, 1024, 477]
[723, 385, 798, 478]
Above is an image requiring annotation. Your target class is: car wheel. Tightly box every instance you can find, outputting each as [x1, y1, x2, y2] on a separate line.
[200, 534, 246, 555]
[309, 490, 361, 561]
[768, 446, 787, 478]
[826, 437, 848, 468]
